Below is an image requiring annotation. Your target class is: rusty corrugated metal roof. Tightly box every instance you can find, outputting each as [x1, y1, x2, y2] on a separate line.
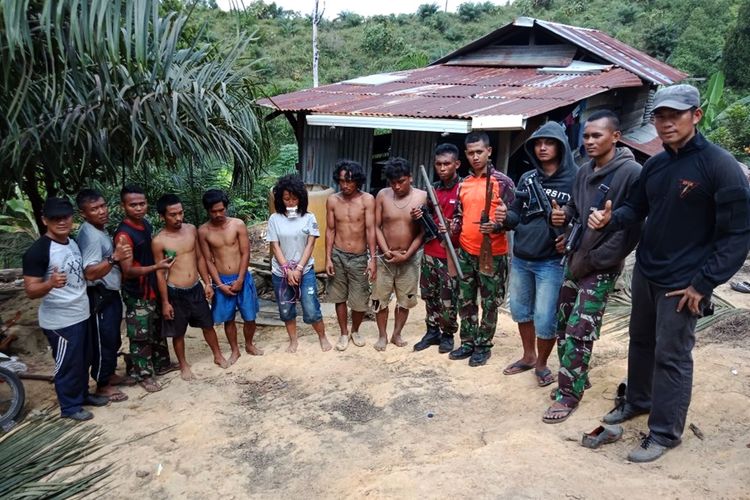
[536, 20, 686, 86]
[259, 65, 642, 120]
[433, 18, 686, 86]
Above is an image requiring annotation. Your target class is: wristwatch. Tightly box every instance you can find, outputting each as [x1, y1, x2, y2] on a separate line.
[107, 255, 119, 266]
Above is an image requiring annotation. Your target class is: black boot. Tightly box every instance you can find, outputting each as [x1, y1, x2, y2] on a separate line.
[414, 328, 441, 351]
[438, 333, 455, 354]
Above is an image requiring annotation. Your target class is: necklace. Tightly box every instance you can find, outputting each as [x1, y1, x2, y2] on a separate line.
[391, 189, 414, 210]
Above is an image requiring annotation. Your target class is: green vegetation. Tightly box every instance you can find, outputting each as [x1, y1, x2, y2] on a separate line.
[1, 0, 749, 264]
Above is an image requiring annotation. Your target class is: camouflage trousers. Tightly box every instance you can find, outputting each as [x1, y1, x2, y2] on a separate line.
[555, 270, 618, 406]
[122, 293, 172, 380]
[457, 247, 508, 352]
[420, 254, 458, 335]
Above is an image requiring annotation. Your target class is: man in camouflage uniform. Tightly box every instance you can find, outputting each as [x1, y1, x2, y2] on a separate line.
[449, 132, 515, 367]
[544, 111, 642, 423]
[115, 185, 175, 392]
[411, 144, 461, 353]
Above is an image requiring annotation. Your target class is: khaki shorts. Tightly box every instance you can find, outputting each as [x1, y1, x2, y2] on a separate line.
[326, 247, 371, 312]
[371, 250, 421, 311]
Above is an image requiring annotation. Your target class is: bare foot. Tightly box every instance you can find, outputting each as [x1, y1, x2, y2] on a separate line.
[245, 344, 264, 356]
[373, 337, 387, 351]
[180, 365, 195, 381]
[214, 355, 230, 369]
[390, 334, 408, 348]
[286, 340, 299, 353]
[319, 336, 332, 352]
[228, 350, 241, 365]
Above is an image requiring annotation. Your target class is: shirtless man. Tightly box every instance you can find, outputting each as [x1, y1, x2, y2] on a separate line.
[152, 194, 229, 380]
[198, 189, 262, 362]
[325, 160, 377, 351]
[372, 157, 427, 351]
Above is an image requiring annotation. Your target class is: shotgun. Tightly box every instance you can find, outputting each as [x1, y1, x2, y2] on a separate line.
[479, 166, 494, 276]
[418, 165, 464, 280]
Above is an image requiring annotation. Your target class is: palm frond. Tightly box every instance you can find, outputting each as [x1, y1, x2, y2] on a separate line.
[0, 409, 113, 498]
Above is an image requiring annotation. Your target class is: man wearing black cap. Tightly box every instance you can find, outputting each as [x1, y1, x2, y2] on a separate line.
[589, 84, 750, 462]
[22, 198, 109, 421]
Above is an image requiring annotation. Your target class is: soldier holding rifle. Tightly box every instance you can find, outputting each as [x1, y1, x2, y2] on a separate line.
[410, 144, 462, 354]
[449, 132, 515, 367]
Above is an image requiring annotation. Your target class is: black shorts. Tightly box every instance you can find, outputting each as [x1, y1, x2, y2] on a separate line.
[162, 282, 213, 338]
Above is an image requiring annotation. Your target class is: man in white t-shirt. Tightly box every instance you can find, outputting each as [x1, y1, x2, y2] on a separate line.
[23, 198, 109, 421]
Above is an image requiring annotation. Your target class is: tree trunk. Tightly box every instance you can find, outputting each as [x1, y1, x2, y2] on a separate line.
[23, 169, 45, 234]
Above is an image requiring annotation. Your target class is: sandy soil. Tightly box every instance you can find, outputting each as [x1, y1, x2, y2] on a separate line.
[11, 273, 750, 500]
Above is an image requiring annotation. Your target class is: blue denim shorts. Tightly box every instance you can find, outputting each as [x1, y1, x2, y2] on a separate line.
[271, 269, 323, 324]
[509, 256, 565, 340]
[212, 273, 260, 324]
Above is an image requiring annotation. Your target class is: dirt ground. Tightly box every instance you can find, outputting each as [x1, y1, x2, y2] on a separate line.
[9, 266, 749, 500]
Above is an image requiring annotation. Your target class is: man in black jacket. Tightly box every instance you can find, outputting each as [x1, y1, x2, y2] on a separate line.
[498, 122, 577, 387]
[589, 85, 750, 462]
[543, 110, 641, 424]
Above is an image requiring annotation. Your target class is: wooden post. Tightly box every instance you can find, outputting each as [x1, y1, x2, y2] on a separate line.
[496, 131, 511, 174]
[312, 0, 322, 88]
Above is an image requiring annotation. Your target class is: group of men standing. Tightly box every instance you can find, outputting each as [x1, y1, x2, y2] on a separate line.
[23, 186, 262, 420]
[20, 84, 750, 464]
[325, 84, 750, 463]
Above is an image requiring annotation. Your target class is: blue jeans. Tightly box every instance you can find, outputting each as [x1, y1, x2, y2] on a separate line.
[272, 269, 323, 324]
[509, 256, 565, 340]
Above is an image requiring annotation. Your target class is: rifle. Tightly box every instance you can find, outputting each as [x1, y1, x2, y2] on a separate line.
[479, 166, 494, 276]
[516, 172, 552, 221]
[418, 165, 464, 280]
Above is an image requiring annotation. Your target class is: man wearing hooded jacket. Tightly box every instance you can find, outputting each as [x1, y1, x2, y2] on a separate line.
[498, 121, 577, 388]
[544, 110, 642, 424]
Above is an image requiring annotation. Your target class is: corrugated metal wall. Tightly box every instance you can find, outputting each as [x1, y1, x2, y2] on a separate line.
[301, 125, 373, 189]
[391, 130, 438, 188]
[301, 125, 438, 191]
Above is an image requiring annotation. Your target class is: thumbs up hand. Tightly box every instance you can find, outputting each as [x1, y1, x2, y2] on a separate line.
[588, 199, 613, 230]
[494, 198, 507, 225]
[48, 267, 67, 288]
[550, 200, 566, 227]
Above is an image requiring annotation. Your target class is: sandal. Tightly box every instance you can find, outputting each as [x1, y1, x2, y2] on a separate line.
[139, 377, 162, 393]
[503, 360, 535, 375]
[535, 368, 555, 387]
[101, 390, 129, 403]
[155, 362, 180, 376]
[542, 403, 577, 424]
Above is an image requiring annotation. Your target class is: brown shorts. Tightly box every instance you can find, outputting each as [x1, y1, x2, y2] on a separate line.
[371, 250, 421, 311]
[326, 247, 371, 312]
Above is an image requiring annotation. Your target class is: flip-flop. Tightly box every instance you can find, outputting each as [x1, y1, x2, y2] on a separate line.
[98, 390, 129, 403]
[503, 360, 535, 375]
[155, 362, 180, 376]
[542, 404, 577, 424]
[110, 374, 138, 387]
[139, 378, 162, 393]
[535, 368, 555, 387]
[730, 281, 750, 293]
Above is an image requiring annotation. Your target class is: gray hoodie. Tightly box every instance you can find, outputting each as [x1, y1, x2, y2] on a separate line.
[564, 147, 642, 279]
[505, 122, 578, 260]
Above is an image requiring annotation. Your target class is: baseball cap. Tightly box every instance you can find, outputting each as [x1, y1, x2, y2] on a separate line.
[652, 84, 701, 111]
[43, 197, 74, 218]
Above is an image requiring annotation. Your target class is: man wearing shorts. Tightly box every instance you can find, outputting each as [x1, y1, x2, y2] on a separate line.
[498, 122, 577, 386]
[372, 157, 427, 351]
[152, 194, 229, 380]
[198, 189, 262, 362]
[325, 160, 377, 351]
